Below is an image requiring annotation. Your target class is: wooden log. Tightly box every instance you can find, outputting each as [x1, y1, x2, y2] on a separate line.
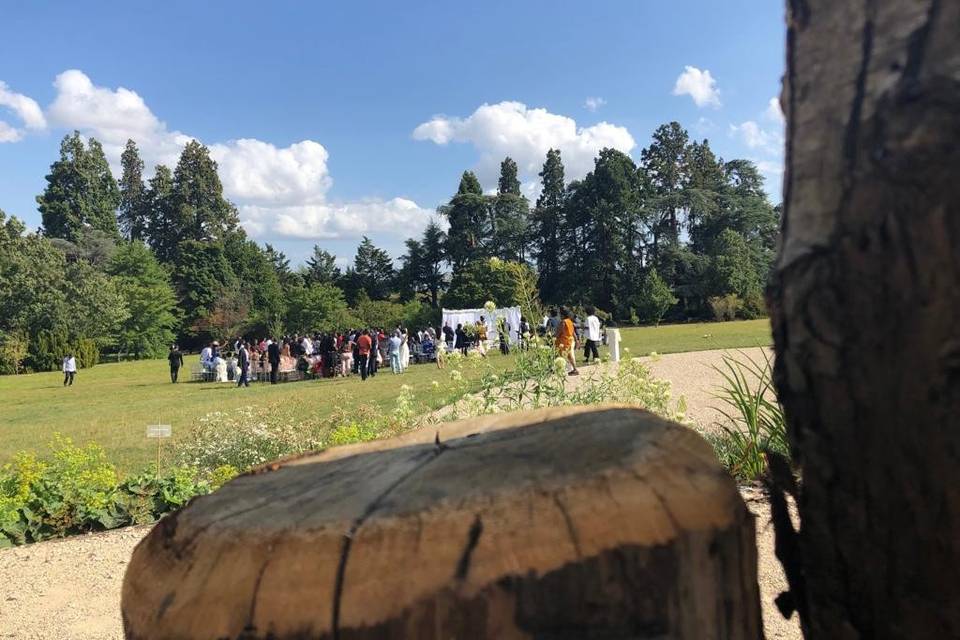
[122, 406, 761, 639]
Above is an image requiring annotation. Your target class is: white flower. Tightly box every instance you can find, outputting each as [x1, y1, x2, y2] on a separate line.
[483, 300, 497, 313]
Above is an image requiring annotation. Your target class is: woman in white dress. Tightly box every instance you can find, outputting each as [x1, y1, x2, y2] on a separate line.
[399, 330, 410, 369]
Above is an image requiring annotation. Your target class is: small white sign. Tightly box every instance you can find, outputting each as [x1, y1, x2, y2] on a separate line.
[146, 424, 172, 438]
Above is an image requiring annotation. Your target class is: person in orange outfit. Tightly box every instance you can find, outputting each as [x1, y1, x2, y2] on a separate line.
[555, 307, 580, 376]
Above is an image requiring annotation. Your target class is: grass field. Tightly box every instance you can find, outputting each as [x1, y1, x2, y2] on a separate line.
[618, 318, 771, 355]
[0, 319, 771, 470]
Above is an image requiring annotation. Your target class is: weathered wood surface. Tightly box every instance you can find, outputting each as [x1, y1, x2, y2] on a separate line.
[122, 406, 761, 639]
[770, 0, 960, 637]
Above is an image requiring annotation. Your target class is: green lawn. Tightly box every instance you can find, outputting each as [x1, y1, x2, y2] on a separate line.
[618, 318, 771, 356]
[0, 319, 770, 470]
[0, 355, 506, 472]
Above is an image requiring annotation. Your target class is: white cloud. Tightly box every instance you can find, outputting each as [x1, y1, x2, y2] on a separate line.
[412, 101, 635, 188]
[583, 96, 606, 112]
[43, 69, 433, 242]
[764, 97, 785, 124]
[0, 80, 46, 143]
[729, 120, 779, 151]
[672, 66, 721, 108]
[241, 198, 436, 240]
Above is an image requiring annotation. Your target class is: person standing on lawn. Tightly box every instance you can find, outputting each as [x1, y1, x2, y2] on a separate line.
[357, 329, 372, 380]
[62, 353, 77, 386]
[555, 307, 580, 376]
[388, 330, 403, 374]
[368, 328, 379, 378]
[236, 341, 251, 387]
[168, 344, 184, 383]
[268, 338, 281, 384]
[583, 306, 601, 364]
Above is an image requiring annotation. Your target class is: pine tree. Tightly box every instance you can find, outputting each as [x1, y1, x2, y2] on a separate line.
[118, 140, 148, 241]
[37, 132, 121, 241]
[303, 246, 341, 285]
[398, 220, 447, 307]
[440, 171, 491, 269]
[352, 236, 395, 300]
[493, 157, 529, 262]
[171, 140, 240, 244]
[144, 165, 178, 263]
[532, 149, 565, 303]
[640, 122, 689, 252]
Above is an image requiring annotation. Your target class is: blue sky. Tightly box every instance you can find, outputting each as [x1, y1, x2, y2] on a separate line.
[0, 1, 786, 265]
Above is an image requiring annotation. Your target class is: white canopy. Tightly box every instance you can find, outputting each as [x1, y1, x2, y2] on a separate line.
[442, 306, 522, 344]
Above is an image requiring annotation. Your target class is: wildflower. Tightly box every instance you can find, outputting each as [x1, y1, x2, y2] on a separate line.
[623, 347, 631, 353]
[488, 257, 502, 268]
[431, 380, 440, 388]
[553, 356, 566, 373]
[450, 370, 463, 381]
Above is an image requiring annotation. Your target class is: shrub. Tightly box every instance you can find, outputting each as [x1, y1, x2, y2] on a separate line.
[708, 352, 789, 481]
[708, 294, 742, 321]
[72, 338, 100, 369]
[0, 330, 28, 374]
[0, 437, 211, 546]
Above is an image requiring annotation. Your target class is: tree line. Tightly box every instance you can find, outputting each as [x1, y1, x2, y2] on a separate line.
[0, 121, 778, 373]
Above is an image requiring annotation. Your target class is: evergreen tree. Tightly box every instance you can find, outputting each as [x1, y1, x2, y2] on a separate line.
[172, 240, 237, 340]
[171, 140, 240, 244]
[106, 242, 178, 358]
[636, 268, 677, 326]
[352, 236, 395, 300]
[303, 246, 341, 285]
[117, 139, 148, 241]
[37, 132, 121, 241]
[224, 234, 285, 324]
[440, 171, 491, 269]
[531, 149, 566, 303]
[497, 157, 521, 195]
[640, 122, 689, 254]
[264, 243, 298, 288]
[145, 164, 177, 263]
[492, 157, 529, 262]
[398, 220, 448, 307]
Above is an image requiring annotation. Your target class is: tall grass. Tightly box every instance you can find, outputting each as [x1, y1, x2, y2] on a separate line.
[709, 351, 789, 481]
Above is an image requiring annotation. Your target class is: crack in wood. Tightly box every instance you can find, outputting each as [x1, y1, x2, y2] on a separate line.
[454, 514, 485, 582]
[331, 447, 448, 640]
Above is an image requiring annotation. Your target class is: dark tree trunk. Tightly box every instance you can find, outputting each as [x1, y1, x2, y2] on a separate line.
[769, 0, 960, 637]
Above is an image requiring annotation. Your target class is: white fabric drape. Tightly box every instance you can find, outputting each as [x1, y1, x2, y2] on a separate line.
[441, 306, 522, 345]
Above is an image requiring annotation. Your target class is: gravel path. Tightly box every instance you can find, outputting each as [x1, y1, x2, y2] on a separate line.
[0, 346, 798, 639]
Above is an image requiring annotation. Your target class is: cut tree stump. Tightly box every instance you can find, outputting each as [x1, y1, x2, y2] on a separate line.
[122, 406, 761, 639]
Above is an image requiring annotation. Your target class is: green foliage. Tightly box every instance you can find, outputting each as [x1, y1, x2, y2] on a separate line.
[442, 171, 493, 269]
[107, 242, 178, 358]
[72, 338, 100, 369]
[398, 221, 447, 307]
[636, 268, 677, 325]
[172, 239, 237, 337]
[709, 294, 742, 321]
[0, 436, 212, 546]
[303, 246, 341, 285]
[171, 140, 240, 244]
[707, 352, 788, 481]
[350, 236, 395, 300]
[118, 139, 149, 241]
[531, 149, 566, 303]
[37, 132, 121, 241]
[444, 257, 528, 309]
[0, 330, 28, 375]
[285, 282, 357, 333]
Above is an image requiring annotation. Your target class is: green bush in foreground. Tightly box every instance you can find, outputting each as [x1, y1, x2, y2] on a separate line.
[0, 437, 212, 547]
[707, 351, 789, 481]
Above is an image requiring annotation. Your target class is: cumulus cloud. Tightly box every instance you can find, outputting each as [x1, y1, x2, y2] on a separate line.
[42, 69, 432, 242]
[583, 96, 606, 112]
[241, 198, 435, 240]
[0, 80, 46, 142]
[728, 120, 780, 152]
[412, 101, 635, 188]
[672, 66, 721, 108]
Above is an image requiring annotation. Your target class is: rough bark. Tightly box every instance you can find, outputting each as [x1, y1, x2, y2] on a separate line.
[770, 0, 960, 637]
[122, 406, 761, 639]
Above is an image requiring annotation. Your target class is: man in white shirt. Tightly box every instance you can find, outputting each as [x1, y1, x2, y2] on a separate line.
[62, 353, 77, 386]
[301, 335, 313, 356]
[200, 344, 213, 369]
[584, 305, 602, 364]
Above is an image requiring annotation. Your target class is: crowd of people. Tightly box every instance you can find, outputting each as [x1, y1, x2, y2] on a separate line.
[163, 306, 607, 388]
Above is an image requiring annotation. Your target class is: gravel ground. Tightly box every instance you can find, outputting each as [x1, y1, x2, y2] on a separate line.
[0, 346, 798, 639]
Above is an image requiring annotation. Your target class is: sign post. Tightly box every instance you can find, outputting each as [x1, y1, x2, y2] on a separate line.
[146, 424, 172, 477]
